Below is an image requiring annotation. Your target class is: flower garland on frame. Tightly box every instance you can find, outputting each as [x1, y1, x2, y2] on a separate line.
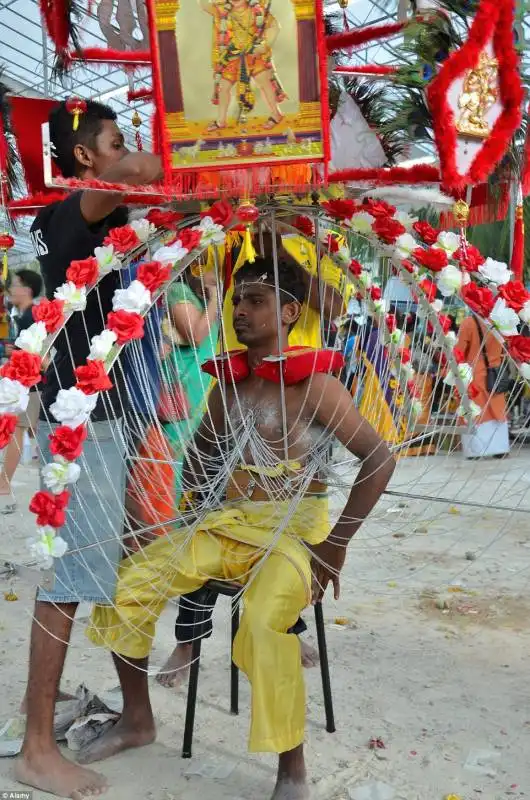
[0, 213, 225, 569]
[319, 197, 530, 402]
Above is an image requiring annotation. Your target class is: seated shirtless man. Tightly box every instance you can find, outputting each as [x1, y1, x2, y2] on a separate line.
[82, 256, 395, 799]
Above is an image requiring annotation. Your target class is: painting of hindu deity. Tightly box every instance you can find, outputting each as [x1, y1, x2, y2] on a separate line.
[151, 0, 327, 171]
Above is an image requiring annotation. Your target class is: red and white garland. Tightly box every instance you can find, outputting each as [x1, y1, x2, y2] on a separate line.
[0, 210, 224, 568]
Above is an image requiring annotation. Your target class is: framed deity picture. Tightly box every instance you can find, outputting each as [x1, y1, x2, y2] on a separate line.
[148, 0, 329, 176]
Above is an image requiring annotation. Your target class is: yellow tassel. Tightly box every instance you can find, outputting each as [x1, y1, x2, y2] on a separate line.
[241, 226, 256, 264]
[2, 250, 7, 283]
[73, 110, 80, 131]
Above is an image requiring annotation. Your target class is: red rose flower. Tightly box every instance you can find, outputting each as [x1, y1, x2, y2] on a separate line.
[324, 234, 340, 253]
[412, 246, 448, 272]
[293, 215, 315, 238]
[399, 347, 411, 364]
[412, 220, 439, 245]
[372, 216, 406, 245]
[106, 310, 145, 345]
[401, 259, 415, 274]
[497, 280, 530, 313]
[0, 414, 17, 449]
[453, 347, 466, 364]
[349, 259, 362, 277]
[1, 350, 42, 387]
[385, 313, 397, 332]
[136, 261, 171, 293]
[508, 335, 530, 363]
[202, 199, 233, 227]
[322, 198, 359, 221]
[49, 425, 87, 461]
[418, 278, 437, 303]
[454, 243, 485, 272]
[146, 208, 183, 230]
[178, 227, 203, 252]
[75, 360, 113, 395]
[29, 490, 70, 528]
[33, 298, 65, 334]
[407, 379, 421, 399]
[103, 225, 140, 254]
[438, 314, 452, 334]
[468, 382, 480, 400]
[363, 198, 396, 218]
[461, 283, 496, 318]
[66, 257, 99, 288]
[370, 285, 382, 301]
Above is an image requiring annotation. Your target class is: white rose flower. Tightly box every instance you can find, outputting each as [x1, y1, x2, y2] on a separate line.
[430, 299, 443, 314]
[15, 321, 47, 354]
[519, 299, 530, 325]
[437, 264, 463, 297]
[153, 242, 188, 265]
[50, 387, 98, 429]
[458, 401, 481, 420]
[28, 527, 68, 570]
[350, 212, 374, 235]
[394, 211, 418, 230]
[394, 233, 417, 259]
[411, 399, 424, 417]
[130, 218, 156, 243]
[0, 378, 30, 414]
[112, 280, 152, 314]
[519, 362, 530, 381]
[54, 282, 87, 312]
[336, 245, 351, 264]
[445, 362, 473, 387]
[94, 245, 121, 275]
[389, 327, 404, 345]
[42, 460, 81, 494]
[445, 330, 457, 347]
[198, 216, 226, 245]
[373, 298, 388, 315]
[478, 257, 511, 286]
[87, 329, 118, 362]
[434, 231, 460, 255]
[359, 270, 373, 289]
[490, 298, 520, 336]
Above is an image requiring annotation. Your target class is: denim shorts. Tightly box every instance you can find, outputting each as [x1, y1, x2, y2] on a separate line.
[37, 420, 126, 605]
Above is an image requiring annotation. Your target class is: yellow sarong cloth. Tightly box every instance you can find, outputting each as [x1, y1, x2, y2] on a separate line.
[88, 496, 329, 753]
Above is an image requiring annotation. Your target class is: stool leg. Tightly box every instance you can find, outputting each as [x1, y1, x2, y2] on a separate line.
[182, 609, 206, 758]
[314, 602, 336, 734]
[230, 596, 240, 715]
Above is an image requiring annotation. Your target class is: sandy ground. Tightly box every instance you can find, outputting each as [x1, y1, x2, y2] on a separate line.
[0, 447, 529, 800]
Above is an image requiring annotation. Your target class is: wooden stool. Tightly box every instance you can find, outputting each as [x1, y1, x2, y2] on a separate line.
[182, 579, 336, 758]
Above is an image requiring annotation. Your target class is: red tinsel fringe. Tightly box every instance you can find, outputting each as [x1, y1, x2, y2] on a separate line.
[522, 104, 530, 197]
[127, 88, 153, 103]
[440, 181, 509, 227]
[316, 0, 331, 176]
[326, 21, 406, 54]
[39, 0, 69, 54]
[511, 208, 524, 283]
[427, 0, 523, 193]
[70, 48, 151, 65]
[333, 65, 398, 76]
[145, 0, 171, 179]
[7, 189, 182, 217]
[328, 164, 441, 185]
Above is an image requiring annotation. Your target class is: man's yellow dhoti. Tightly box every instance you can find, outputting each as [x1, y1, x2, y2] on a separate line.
[87, 496, 329, 754]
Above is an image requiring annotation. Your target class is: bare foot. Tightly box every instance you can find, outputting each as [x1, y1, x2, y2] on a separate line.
[76, 715, 155, 765]
[272, 745, 309, 799]
[300, 640, 319, 669]
[20, 688, 76, 714]
[15, 749, 107, 798]
[155, 643, 193, 689]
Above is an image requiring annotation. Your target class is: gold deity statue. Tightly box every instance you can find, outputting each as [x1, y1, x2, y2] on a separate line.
[456, 51, 498, 139]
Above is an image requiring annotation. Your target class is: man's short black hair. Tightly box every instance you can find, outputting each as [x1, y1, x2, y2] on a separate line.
[50, 100, 117, 178]
[13, 269, 43, 299]
[235, 256, 307, 307]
